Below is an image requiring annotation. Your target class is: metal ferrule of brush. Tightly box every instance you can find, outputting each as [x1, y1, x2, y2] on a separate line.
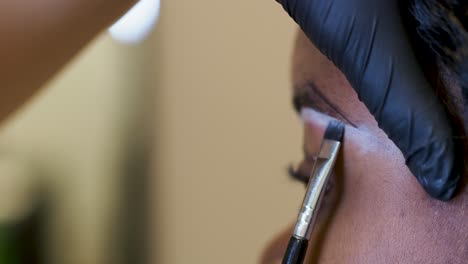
[292, 139, 341, 239]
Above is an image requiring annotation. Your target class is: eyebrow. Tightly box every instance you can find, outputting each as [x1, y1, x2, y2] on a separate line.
[293, 82, 357, 127]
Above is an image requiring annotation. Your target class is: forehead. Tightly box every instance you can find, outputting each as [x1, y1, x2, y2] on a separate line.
[291, 30, 371, 126]
[292, 31, 337, 85]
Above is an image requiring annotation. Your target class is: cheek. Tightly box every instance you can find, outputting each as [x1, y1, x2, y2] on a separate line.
[307, 127, 431, 262]
[300, 107, 441, 262]
[339, 127, 421, 203]
[260, 122, 426, 263]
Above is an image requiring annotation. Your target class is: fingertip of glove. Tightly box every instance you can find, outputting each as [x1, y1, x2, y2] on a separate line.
[418, 160, 462, 201]
[424, 174, 460, 201]
[407, 138, 463, 202]
[418, 156, 463, 202]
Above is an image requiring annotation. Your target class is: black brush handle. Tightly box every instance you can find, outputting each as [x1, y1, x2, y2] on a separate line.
[282, 236, 308, 264]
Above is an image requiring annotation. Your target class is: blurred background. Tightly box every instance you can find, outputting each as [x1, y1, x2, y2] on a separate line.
[0, 0, 305, 263]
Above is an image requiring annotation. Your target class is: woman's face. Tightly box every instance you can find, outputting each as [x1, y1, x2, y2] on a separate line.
[261, 30, 468, 263]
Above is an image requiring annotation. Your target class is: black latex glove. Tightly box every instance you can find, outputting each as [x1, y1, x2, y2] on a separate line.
[277, 0, 463, 200]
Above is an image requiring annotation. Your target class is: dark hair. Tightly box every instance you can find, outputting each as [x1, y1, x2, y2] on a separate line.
[407, 0, 468, 122]
[405, 0, 468, 182]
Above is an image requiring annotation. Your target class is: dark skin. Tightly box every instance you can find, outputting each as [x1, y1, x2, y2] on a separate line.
[261, 30, 468, 263]
[0, 0, 136, 124]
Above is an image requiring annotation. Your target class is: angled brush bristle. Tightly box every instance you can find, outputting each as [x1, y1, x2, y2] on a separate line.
[324, 120, 345, 141]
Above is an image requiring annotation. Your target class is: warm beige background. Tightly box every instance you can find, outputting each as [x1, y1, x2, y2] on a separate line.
[0, 35, 149, 264]
[0, 1, 306, 263]
[152, 1, 305, 263]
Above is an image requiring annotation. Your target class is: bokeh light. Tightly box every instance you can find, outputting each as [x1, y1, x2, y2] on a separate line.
[109, 0, 160, 44]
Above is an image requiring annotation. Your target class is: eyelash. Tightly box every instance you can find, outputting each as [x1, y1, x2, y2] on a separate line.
[288, 165, 309, 185]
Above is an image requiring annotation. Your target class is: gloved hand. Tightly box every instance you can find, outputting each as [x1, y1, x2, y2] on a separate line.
[276, 0, 463, 200]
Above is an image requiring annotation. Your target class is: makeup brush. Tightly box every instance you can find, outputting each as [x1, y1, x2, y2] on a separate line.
[282, 120, 345, 264]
